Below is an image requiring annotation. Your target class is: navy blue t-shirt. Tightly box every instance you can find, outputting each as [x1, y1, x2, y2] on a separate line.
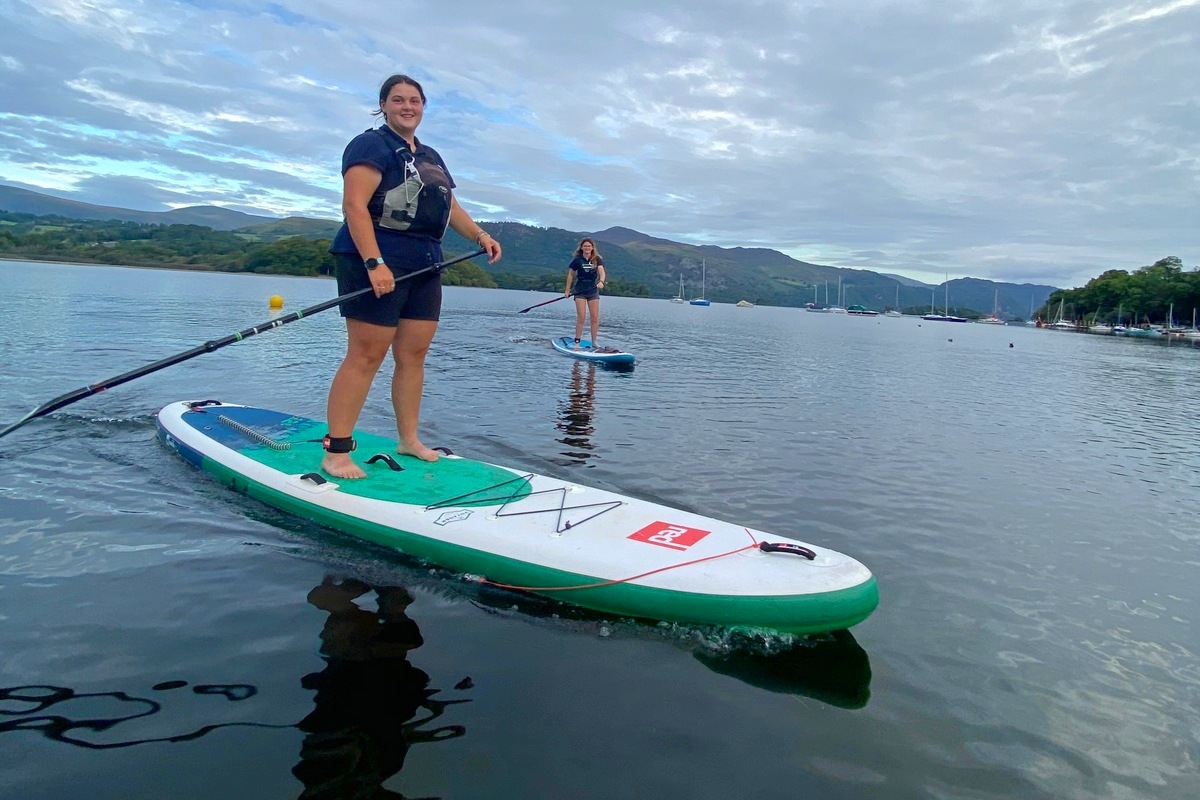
[569, 256, 604, 294]
[329, 127, 456, 272]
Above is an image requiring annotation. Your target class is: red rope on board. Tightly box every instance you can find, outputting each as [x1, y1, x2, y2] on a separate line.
[478, 528, 762, 593]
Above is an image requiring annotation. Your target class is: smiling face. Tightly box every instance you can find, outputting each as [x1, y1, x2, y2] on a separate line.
[381, 81, 424, 137]
[580, 241, 594, 258]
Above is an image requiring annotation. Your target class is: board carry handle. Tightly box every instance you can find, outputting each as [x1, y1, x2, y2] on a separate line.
[759, 542, 817, 560]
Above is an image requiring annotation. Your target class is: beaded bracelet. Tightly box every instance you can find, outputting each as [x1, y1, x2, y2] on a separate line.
[474, 230, 491, 245]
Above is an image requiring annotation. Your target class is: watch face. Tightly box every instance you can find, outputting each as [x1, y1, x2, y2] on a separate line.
[365, 258, 381, 270]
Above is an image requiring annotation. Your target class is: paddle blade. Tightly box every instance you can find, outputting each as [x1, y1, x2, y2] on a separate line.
[0, 410, 37, 439]
[0, 385, 98, 439]
[0, 249, 488, 440]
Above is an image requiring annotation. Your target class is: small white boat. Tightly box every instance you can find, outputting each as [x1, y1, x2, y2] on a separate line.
[976, 289, 1006, 324]
[828, 276, 849, 313]
[670, 274, 686, 303]
[690, 260, 710, 306]
[923, 283, 968, 322]
[1182, 309, 1200, 339]
[1047, 299, 1075, 330]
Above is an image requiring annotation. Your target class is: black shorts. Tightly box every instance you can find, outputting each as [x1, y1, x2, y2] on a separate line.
[574, 290, 600, 301]
[334, 252, 442, 326]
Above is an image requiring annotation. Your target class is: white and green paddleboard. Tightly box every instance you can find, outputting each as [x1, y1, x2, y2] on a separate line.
[157, 401, 878, 634]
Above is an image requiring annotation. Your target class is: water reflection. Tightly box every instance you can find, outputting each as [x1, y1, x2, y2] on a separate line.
[294, 576, 470, 799]
[0, 681, 278, 748]
[469, 583, 872, 710]
[692, 629, 872, 709]
[555, 360, 597, 464]
[0, 577, 471, 799]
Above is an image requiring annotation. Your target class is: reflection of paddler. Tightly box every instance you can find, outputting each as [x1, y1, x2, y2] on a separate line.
[555, 360, 597, 462]
[292, 577, 468, 799]
[692, 630, 872, 709]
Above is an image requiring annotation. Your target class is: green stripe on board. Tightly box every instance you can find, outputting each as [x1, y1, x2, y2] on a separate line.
[239, 418, 532, 507]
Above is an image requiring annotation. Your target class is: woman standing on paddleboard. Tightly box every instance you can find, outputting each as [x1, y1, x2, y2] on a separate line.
[323, 74, 502, 478]
[564, 238, 606, 349]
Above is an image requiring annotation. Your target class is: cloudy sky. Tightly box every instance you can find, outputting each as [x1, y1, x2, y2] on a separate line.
[1, 0, 1196, 288]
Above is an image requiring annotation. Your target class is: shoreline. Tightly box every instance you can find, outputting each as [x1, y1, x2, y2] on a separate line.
[0, 254, 333, 280]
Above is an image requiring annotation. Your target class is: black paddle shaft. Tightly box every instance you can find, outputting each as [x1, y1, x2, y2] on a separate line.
[0, 248, 486, 439]
[519, 293, 576, 313]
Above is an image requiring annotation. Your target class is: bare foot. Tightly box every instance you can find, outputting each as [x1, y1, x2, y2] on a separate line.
[321, 452, 366, 479]
[397, 440, 439, 462]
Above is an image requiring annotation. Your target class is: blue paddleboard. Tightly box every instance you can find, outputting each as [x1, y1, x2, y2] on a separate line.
[551, 337, 636, 364]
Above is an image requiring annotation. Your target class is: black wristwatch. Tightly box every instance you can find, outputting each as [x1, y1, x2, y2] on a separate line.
[364, 257, 385, 271]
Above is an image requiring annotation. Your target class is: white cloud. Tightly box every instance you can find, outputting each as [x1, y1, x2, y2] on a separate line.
[0, 0, 1197, 288]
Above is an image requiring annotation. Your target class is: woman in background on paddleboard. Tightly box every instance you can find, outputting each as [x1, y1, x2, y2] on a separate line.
[564, 238, 606, 349]
[323, 74, 502, 478]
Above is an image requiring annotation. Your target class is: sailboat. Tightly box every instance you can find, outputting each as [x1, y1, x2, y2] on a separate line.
[689, 260, 711, 306]
[977, 289, 1005, 324]
[884, 284, 903, 317]
[922, 278, 967, 322]
[1089, 306, 1113, 334]
[1183, 308, 1200, 340]
[828, 275, 847, 313]
[1048, 298, 1076, 330]
[670, 273, 686, 303]
[1112, 303, 1126, 335]
[1163, 303, 1184, 336]
[805, 282, 831, 311]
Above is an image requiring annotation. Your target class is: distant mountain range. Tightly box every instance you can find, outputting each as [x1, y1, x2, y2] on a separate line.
[0, 183, 1057, 315]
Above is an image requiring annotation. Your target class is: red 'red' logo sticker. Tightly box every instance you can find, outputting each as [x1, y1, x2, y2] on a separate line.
[628, 522, 711, 551]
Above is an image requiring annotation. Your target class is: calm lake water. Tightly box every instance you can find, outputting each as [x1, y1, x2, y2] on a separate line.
[1, 260, 1197, 799]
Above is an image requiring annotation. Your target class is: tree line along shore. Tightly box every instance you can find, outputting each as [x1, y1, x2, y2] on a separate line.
[2, 211, 1194, 319]
[0, 212, 651, 297]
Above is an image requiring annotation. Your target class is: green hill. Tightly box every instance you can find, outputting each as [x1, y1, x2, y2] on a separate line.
[235, 216, 342, 240]
[0, 183, 338, 236]
[442, 223, 1055, 315]
[1, 183, 1058, 313]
